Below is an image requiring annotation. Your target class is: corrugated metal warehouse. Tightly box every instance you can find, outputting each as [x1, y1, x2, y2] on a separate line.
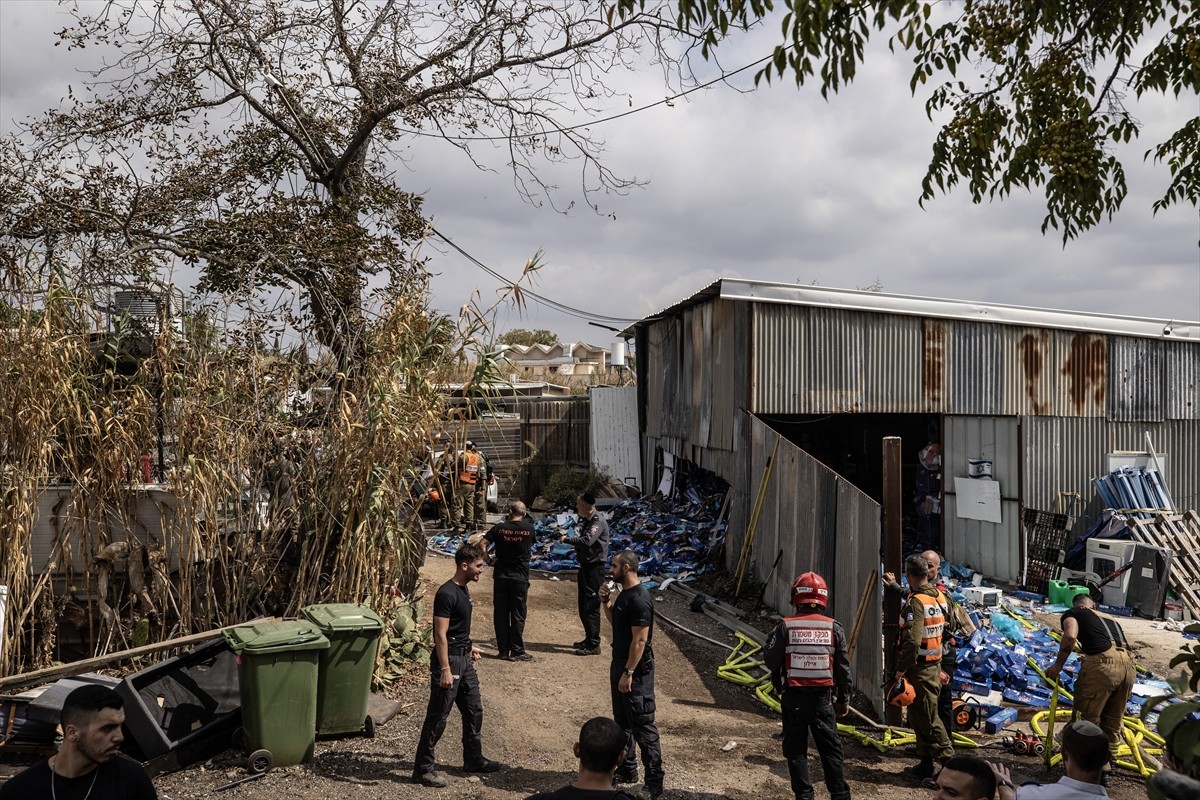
[626, 278, 1200, 588]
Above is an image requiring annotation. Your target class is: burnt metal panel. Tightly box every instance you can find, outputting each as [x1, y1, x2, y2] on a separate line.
[1000, 327, 1108, 418]
[644, 321, 666, 439]
[1165, 340, 1200, 420]
[1009, 327, 1053, 416]
[1059, 332, 1108, 417]
[923, 319, 950, 412]
[1108, 336, 1165, 422]
[694, 303, 713, 446]
[708, 299, 738, 450]
[951, 322, 1004, 415]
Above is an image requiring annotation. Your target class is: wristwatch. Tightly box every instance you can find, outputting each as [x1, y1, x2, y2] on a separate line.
[623, 668, 635, 676]
[998, 779, 1015, 791]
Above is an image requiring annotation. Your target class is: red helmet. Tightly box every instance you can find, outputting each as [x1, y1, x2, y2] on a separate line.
[791, 572, 829, 609]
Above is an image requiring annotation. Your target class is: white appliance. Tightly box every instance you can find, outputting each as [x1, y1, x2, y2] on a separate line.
[1086, 539, 1137, 607]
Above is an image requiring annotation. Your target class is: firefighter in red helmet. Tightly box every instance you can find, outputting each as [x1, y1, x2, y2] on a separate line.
[764, 572, 852, 800]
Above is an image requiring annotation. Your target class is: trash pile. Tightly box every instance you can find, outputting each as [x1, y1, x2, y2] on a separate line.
[428, 473, 728, 579]
[934, 565, 1178, 733]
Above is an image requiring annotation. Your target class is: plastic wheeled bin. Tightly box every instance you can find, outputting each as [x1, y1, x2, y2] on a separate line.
[223, 620, 330, 773]
[300, 603, 384, 737]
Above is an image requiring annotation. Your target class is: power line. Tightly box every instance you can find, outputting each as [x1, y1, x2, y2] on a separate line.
[401, 52, 775, 142]
[429, 226, 639, 325]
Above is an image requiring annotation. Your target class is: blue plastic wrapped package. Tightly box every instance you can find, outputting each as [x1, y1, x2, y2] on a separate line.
[991, 613, 1024, 643]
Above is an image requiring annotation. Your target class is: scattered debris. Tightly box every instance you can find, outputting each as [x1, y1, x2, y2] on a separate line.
[430, 477, 729, 580]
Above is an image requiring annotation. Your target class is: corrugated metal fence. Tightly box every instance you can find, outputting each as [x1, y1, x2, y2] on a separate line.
[730, 413, 883, 716]
[590, 387, 641, 488]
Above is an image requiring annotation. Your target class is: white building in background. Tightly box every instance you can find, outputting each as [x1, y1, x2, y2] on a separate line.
[503, 341, 609, 377]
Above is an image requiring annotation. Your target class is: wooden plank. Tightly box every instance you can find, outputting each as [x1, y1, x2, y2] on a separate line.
[0, 627, 234, 692]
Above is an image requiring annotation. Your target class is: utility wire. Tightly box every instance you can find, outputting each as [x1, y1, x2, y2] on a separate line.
[402, 52, 775, 142]
[409, 52, 786, 327]
[430, 226, 639, 325]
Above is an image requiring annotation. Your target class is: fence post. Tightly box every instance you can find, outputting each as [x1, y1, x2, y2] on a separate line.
[882, 436, 903, 726]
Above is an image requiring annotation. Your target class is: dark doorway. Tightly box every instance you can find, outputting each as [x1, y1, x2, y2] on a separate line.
[760, 413, 942, 553]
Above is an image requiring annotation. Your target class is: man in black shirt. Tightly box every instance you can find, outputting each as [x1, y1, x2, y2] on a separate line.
[480, 500, 537, 661]
[524, 717, 637, 800]
[600, 550, 664, 799]
[562, 492, 610, 656]
[412, 542, 504, 788]
[1046, 593, 1136, 748]
[0, 685, 157, 800]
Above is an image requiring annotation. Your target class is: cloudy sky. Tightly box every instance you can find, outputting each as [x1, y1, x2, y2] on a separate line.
[3, 2, 1197, 348]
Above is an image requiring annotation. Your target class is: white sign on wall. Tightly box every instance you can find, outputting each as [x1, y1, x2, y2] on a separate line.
[954, 478, 1003, 524]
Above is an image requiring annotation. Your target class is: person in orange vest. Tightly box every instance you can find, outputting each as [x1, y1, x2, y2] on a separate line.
[764, 572, 852, 800]
[454, 441, 483, 531]
[898, 553, 954, 785]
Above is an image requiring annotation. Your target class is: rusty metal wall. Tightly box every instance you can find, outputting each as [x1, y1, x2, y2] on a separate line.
[746, 300, 1195, 421]
[729, 414, 883, 717]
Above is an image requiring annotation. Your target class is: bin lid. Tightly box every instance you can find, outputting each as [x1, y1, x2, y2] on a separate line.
[300, 603, 384, 632]
[222, 620, 331, 653]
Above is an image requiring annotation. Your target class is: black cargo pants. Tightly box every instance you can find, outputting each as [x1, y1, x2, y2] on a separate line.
[413, 650, 484, 775]
[780, 687, 850, 800]
[610, 658, 664, 793]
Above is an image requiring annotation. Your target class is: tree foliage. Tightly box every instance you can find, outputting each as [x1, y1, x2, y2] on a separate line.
[620, 0, 1200, 241]
[499, 327, 559, 347]
[2, 0, 695, 372]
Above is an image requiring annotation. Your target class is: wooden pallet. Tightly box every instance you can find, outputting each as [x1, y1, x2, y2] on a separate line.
[1128, 511, 1200, 619]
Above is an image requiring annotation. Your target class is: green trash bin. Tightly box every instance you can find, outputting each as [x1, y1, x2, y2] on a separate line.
[223, 620, 330, 772]
[300, 603, 384, 737]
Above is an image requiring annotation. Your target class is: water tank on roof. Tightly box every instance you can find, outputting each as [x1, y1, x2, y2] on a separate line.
[610, 340, 626, 368]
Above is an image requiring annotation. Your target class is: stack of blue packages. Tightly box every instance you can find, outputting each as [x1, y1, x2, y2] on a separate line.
[952, 617, 1078, 708]
[429, 487, 729, 580]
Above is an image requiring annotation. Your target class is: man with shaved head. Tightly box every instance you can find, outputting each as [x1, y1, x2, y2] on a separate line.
[885, 549, 961, 738]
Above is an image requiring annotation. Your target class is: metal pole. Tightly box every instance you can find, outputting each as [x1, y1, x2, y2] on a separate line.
[882, 436, 903, 725]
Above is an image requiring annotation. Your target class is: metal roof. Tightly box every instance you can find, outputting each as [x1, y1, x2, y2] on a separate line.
[624, 278, 1199, 342]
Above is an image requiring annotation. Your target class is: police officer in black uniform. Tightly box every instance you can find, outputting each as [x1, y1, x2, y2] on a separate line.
[561, 492, 610, 655]
[600, 550, 664, 799]
[764, 571, 852, 800]
[478, 500, 537, 661]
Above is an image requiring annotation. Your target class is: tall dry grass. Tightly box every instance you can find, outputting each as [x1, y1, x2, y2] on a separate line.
[0, 273, 465, 677]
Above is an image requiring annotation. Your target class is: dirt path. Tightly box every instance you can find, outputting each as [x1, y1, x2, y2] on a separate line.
[151, 551, 1152, 799]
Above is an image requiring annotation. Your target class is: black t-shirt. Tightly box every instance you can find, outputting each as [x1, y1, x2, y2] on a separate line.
[485, 519, 537, 582]
[0, 754, 158, 800]
[611, 583, 654, 664]
[433, 579, 473, 649]
[526, 786, 636, 800]
[1062, 606, 1127, 655]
